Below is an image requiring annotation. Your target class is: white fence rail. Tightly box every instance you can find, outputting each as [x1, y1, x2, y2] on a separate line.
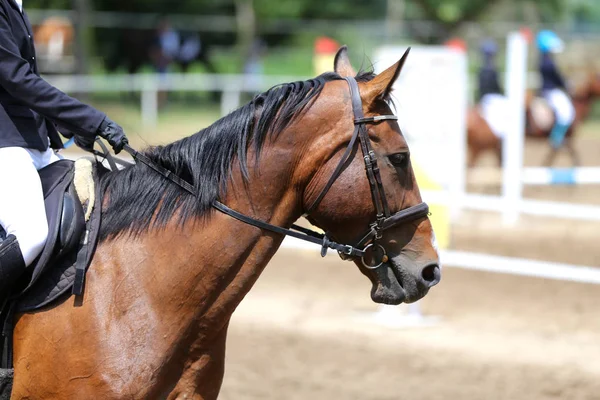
[46, 72, 309, 127]
[522, 167, 600, 185]
[281, 237, 600, 285]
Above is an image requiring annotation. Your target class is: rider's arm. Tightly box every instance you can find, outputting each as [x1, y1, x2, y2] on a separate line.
[0, 6, 105, 138]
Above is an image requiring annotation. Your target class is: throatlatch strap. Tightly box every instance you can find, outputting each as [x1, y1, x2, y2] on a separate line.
[305, 124, 361, 214]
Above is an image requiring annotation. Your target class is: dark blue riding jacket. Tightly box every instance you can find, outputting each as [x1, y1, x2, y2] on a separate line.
[478, 63, 503, 101]
[0, 0, 105, 151]
[539, 53, 567, 91]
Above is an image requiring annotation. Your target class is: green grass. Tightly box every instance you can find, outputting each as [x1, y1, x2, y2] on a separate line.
[85, 98, 222, 149]
[88, 46, 318, 77]
[203, 47, 315, 76]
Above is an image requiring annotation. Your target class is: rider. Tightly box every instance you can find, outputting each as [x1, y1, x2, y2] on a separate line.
[536, 30, 575, 148]
[0, 0, 128, 298]
[477, 39, 509, 139]
[478, 39, 503, 101]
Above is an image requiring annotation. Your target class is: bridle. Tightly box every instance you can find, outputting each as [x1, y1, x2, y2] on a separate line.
[302, 77, 429, 268]
[120, 76, 429, 269]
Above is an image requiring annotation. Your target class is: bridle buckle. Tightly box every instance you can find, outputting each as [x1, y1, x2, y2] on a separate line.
[374, 217, 385, 240]
[340, 244, 354, 255]
[337, 245, 355, 261]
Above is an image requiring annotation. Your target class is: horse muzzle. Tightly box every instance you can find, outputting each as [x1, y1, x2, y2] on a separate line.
[368, 253, 441, 305]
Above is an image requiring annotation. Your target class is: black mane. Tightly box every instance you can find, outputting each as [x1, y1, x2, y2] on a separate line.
[99, 71, 377, 241]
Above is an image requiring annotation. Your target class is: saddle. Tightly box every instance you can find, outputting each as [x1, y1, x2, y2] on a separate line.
[0, 158, 105, 390]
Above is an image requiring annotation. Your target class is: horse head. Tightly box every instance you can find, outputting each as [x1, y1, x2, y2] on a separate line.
[299, 47, 440, 305]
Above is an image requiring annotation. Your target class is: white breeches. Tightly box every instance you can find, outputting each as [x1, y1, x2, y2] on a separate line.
[543, 89, 575, 126]
[480, 93, 511, 139]
[0, 146, 61, 266]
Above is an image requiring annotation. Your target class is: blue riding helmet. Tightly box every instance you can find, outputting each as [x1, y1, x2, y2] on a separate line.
[480, 39, 498, 56]
[537, 30, 564, 53]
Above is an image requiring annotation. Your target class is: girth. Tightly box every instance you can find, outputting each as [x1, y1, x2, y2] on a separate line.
[118, 76, 429, 269]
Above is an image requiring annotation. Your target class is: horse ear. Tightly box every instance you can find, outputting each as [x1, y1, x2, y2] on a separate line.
[362, 47, 410, 104]
[334, 46, 356, 77]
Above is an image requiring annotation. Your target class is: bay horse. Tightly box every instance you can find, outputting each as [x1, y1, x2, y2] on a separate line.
[467, 71, 600, 167]
[10, 47, 440, 399]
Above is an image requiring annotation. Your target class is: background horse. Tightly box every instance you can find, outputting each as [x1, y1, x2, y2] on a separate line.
[11, 48, 439, 399]
[525, 71, 600, 166]
[467, 71, 600, 167]
[33, 17, 75, 74]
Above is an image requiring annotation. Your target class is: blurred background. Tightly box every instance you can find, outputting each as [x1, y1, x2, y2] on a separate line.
[31, 0, 600, 133]
[33, 0, 600, 399]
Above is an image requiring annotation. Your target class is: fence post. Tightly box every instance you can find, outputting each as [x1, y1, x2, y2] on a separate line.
[220, 87, 241, 116]
[502, 32, 527, 224]
[451, 48, 469, 221]
[141, 85, 158, 127]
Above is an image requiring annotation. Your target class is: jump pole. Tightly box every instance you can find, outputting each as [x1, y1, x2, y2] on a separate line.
[502, 31, 528, 224]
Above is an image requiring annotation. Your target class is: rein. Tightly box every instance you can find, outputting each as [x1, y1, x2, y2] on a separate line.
[120, 144, 361, 257]
[101, 76, 429, 268]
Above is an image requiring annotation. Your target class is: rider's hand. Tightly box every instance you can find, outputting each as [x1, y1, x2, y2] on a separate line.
[97, 117, 128, 154]
[74, 135, 95, 152]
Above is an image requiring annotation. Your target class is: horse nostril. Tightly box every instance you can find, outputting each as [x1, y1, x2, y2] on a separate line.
[421, 264, 441, 287]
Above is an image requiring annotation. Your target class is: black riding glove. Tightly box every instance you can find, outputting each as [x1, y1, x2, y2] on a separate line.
[97, 117, 128, 154]
[74, 135, 96, 152]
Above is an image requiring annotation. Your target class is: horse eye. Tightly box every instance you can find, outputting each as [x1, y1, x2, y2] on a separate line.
[389, 152, 409, 167]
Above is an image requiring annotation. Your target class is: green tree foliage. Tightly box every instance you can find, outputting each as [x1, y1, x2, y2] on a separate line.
[412, 0, 499, 26]
[570, 0, 600, 25]
[25, 0, 71, 8]
[254, 0, 387, 19]
[25, 0, 591, 24]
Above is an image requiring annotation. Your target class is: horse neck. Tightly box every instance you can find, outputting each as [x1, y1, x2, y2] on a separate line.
[90, 127, 308, 356]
